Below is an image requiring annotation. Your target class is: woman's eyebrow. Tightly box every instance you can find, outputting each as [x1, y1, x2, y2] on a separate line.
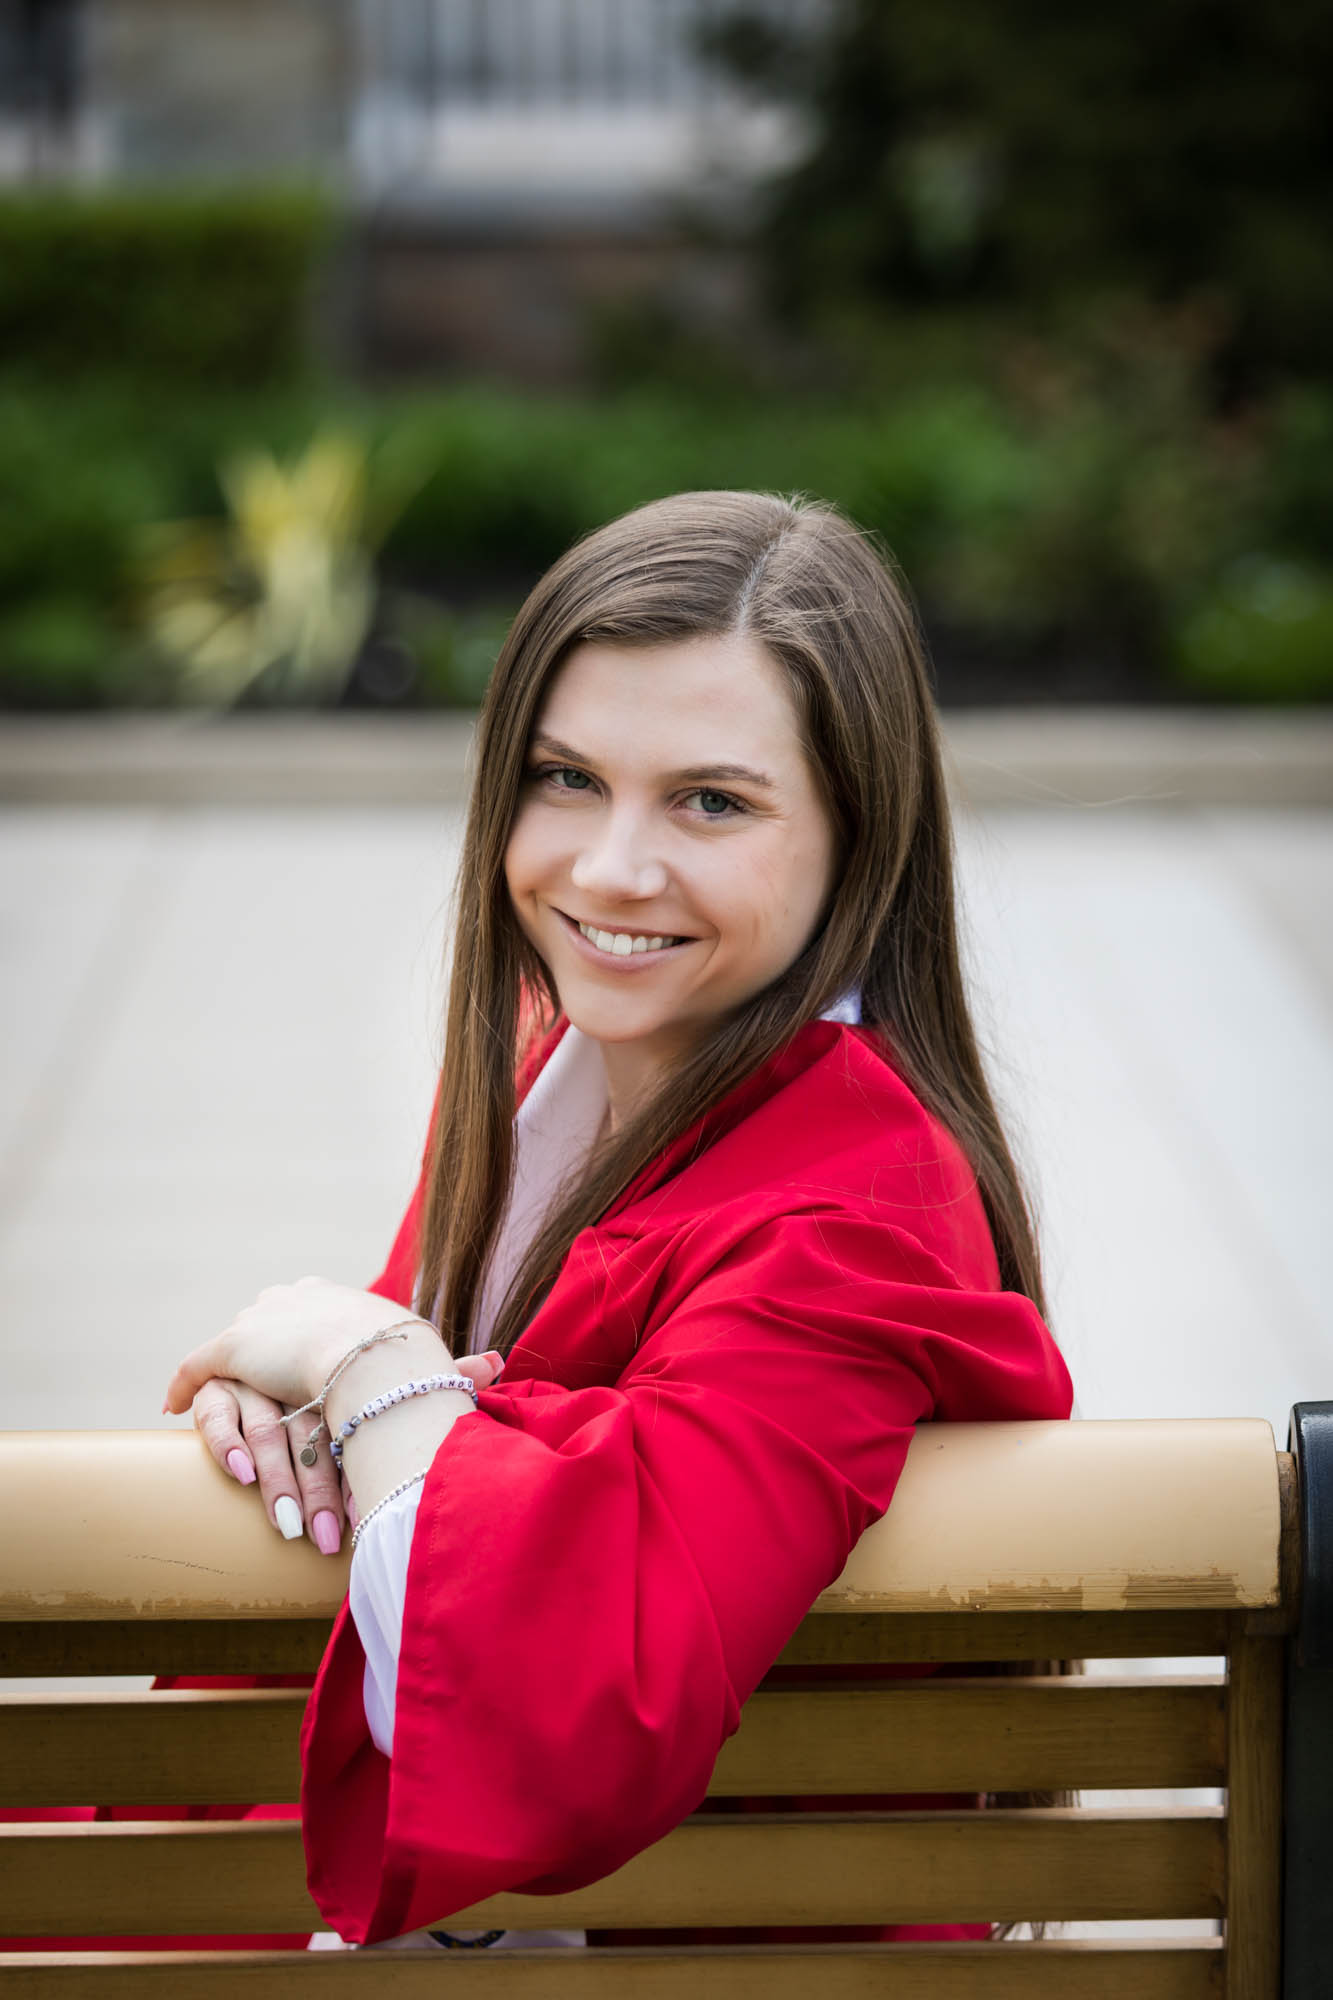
[530, 734, 594, 766]
[530, 735, 777, 791]
[673, 762, 778, 791]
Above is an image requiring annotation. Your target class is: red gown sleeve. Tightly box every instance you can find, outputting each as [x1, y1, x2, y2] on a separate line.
[300, 1206, 1069, 1944]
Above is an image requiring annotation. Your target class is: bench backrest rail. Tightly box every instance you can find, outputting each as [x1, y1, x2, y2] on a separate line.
[0, 1411, 1326, 2000]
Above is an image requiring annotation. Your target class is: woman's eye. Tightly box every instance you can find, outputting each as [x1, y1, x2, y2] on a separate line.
[683, 788, 743, 817]
[541, 765, 593, 792]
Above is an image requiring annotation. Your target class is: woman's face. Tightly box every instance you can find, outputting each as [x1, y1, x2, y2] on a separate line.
[504, 631, 838, 1117]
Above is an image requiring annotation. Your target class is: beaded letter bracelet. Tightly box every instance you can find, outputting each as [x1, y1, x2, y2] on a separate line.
[331, 1372, 480, 1472]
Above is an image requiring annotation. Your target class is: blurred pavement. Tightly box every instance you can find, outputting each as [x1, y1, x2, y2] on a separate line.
[2, 711, 1330, 1442]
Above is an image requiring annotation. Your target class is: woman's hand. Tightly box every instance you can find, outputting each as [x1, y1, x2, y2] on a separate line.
[192, 1376, 352, 1551]
[164, 1276, 421, 1419]
[164, 1277, 505, 1551]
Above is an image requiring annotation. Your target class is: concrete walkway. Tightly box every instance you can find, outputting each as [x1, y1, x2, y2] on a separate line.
[3, 705, 1332, 806]
[3, 711, 1330, 1444]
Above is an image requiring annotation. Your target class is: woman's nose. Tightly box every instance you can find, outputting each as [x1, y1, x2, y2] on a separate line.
[569, 813, 669, 902]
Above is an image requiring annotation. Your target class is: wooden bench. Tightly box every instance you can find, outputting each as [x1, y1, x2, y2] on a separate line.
[1, 1407, 1328, 1998]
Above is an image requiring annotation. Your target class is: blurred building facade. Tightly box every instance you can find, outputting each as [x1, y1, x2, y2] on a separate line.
[1, 0, 818, 377]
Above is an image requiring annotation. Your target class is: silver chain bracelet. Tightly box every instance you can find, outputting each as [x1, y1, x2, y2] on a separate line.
[350, 1469, 428, 1554]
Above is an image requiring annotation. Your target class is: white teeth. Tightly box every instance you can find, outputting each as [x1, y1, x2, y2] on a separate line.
[577, 922, 678, 957]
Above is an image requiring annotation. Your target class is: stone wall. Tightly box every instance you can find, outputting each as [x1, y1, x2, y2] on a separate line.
[83, 0, 350, 177]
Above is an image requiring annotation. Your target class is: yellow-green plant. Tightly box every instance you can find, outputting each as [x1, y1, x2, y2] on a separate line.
[137, 429, 426, 706]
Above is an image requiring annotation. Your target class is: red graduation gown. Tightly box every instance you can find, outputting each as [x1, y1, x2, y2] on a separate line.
[301, 1018, 1073, 1946]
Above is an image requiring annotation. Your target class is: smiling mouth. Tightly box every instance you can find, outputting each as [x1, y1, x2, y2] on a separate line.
[559, 911, 691, 958]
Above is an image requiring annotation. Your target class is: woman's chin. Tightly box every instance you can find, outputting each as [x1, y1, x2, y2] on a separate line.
[558, 980, 700, 1055]
[563, 1001, 673, 1048]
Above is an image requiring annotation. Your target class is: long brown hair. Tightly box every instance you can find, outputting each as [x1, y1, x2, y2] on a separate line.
[414, 489, 1045, 1354]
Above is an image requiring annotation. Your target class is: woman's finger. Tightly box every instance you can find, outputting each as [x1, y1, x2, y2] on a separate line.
[163, 1334, 235, 1417]
[195, 1379, 343, 1552]
[193, 1378, 257, 1487]
[231, 1382, 306, 1542]
[455, 1350, 505, 1391]
[287, 1417, 346, 1556]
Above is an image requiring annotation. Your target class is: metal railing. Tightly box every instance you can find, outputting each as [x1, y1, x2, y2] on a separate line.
[356, 0, 824, 111]
[0, 0, 88, 178]
[0, 0, 825, 190]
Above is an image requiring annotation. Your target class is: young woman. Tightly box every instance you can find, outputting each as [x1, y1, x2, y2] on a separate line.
[166, 489, 1073, 1951]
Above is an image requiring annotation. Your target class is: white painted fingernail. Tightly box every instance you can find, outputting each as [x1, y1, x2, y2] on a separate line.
[274, 1495, 303, 1540]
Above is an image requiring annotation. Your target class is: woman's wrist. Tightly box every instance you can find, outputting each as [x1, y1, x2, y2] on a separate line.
[322, 1325, 450, 1435]
[324, 1327, 480, 1519]
[296, 1314, 432, 1410]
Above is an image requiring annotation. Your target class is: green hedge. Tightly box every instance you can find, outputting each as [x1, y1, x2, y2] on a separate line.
[1, 374, 1330, 707]
[0, 188, 332, 388]
[374, 381, 1333, 701]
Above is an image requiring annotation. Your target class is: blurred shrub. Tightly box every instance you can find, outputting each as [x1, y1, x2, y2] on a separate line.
[0, 187, 331, 388]
[392, 595, 519, 708]
[1257, 389, 1333, 566]
[837, 312, 1260, 657]
[703, 0, 1333, 383]
[1, 364, 1329, 707]
[1172, 560, 1333, 700]
[0, 381, 165, 706]
[0, 596, 166, 708]
[138, 428, 430, 707]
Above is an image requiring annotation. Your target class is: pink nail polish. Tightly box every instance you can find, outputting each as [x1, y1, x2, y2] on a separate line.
[484, 1350, 505, 1376]
[313, 1510, 342, 1556]
[226, 1448, 256, 1486]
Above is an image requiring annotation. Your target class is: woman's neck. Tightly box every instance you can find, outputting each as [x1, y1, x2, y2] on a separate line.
[595, 1032, 685, 1136]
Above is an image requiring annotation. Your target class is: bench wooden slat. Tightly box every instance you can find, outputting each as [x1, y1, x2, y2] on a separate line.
[720, 1678, 1226, 1793]
[1224, 1634, 1283, 2000]
[0, 1940, 1227, 2000]
[779, 1609, 1235, 1663]
[0, 1677, 1228, 1808]
[0, 1607, 1235, 1680]
[0, 1690, 303, 1807]
[0, 1809, 1226, 1935]
[0, 1619, 333, 1679]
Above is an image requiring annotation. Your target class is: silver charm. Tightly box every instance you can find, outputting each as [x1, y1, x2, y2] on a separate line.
[299, 1442, 318, 1466]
